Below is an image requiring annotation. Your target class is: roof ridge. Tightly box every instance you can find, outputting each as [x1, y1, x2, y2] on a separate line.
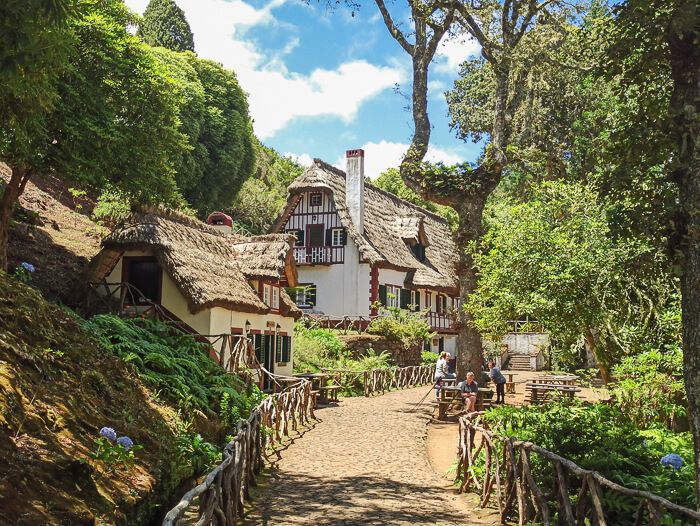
[312, 158, 451, 226]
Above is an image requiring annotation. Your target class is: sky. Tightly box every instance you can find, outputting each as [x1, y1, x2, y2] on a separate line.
[124, 0, 483, 178]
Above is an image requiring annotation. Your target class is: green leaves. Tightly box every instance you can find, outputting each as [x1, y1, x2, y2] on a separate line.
[137, 0, 194, 52]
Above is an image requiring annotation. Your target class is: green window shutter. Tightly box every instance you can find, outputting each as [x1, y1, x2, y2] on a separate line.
[325, 228, 332, 246]
[400, 288, 411, 309]
[276, 336, 283, 362]
[341, 228, 347, 246]
[297, 230, 305, 246]
[282, 336, 291, 362]
[254, 335, 264, 363]
[378, 284, 387, 306]
[415, 290, 421, 311]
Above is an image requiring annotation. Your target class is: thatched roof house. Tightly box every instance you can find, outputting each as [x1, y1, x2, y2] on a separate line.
[89, 210, 300, 318]
[273, 158, 458, 294]
[272, 149, 459, 356]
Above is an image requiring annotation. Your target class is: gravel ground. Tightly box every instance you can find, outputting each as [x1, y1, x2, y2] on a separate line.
[245, 386, 489, 526]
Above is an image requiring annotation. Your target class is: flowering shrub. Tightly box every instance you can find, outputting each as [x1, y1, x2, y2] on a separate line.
[660, 453, 683, 471]
[13, 262, 35, 283]
[90, 426, 141, 469]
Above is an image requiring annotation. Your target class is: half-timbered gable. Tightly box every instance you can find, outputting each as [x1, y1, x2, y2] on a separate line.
[272, 149, 461, 354]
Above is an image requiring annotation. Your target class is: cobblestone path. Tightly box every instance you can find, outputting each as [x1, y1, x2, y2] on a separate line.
[245, 386, 477, 525]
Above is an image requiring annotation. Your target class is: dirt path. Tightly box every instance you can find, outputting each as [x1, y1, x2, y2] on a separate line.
[245, 386, 495, 525]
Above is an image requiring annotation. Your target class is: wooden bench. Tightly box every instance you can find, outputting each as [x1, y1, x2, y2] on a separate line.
[525, 383, 581, 404]
[310, 390, 320, 408]
[505, 381, 516, 394]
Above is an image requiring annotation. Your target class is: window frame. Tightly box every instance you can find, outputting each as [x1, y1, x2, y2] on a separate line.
[271, 285, 280, 310]
[309, 192, 323, 207]
[386, 284, 402, 309]
[331, 227, 345, 247]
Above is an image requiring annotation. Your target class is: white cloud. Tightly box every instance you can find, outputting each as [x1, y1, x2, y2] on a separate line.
[434, 35, 480, 74]
[124, 0, 404, 139]
[330, 140, 463, 179]
[285, 152, 314, 167]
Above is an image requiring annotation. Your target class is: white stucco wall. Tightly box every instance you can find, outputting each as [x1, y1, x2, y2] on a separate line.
[297, 241, 371, 317]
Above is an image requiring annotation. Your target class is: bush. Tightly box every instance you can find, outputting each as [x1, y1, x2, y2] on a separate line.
[84, 315, 250, 419]
[367, 305, 434, 350]
[609, 348, 686, 430]
[421, 351, 438, 366]
[480, 401, 696, 520]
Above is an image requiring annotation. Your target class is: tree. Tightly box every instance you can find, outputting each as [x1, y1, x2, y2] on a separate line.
[373, 0, 578, 378]
[470, 180, 679, 381]
[183, 57, 256, 216]
[137, 0, 194, 52]
[226, 141, 304, 234]
[0, 0, 186, 270]
[0, 0, 76, 270]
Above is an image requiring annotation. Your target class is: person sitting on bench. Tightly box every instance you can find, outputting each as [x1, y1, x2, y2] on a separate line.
[458, 372, 478, 412]
[434, 351, 456, 399]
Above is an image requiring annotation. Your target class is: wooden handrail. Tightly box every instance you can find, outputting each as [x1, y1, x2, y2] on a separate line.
[456, 413, 700, 525]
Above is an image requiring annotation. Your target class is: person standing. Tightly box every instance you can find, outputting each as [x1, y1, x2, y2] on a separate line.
[488, 359, 507, 404]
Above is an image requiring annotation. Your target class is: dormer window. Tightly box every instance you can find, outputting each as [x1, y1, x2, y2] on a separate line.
[330, 227, 347, 247]
[309, 192, 323, 207]
[261, 282, 280, 310]
[411, 243, 426, 262]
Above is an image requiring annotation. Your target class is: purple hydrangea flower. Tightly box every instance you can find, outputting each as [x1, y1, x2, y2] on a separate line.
[20, 262, 35, 273]
[116, 436, 134, 451]
[99, 427, 117, 442]
[660, 453, 683, 471]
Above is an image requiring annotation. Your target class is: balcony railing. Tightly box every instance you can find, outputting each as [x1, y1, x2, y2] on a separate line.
[427, 311, 455, 332]
[294, 246, 344, 265]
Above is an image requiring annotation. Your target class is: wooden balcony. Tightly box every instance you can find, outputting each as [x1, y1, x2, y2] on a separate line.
[293, 246, 345, 265]
[426, 311, 456, 333]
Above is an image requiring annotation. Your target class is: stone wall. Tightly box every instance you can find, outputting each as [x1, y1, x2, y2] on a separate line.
[337, 334, 422, 367]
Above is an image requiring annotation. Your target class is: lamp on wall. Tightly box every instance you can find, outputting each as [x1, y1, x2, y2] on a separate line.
[276, 323, 281, 333]
[245, 320, 251, 335]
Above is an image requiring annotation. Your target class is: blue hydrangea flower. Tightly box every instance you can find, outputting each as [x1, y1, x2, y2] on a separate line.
[99, 427, 117, 442]
[20, 262, 35, 273]
[116, 436, 134, 451]
[660, 453, 683, 471]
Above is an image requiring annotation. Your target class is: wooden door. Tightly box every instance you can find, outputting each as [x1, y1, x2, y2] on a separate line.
[307, 224, 324, 247]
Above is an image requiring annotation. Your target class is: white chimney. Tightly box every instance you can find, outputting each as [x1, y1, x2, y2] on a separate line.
[346, 148, 365, 232]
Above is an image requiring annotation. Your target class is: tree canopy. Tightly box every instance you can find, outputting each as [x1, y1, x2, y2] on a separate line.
[137, 0, 194, 52]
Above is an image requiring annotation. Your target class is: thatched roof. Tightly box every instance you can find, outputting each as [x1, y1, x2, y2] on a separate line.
[90, 210, 301, 317]
[274, 159, 458, 294]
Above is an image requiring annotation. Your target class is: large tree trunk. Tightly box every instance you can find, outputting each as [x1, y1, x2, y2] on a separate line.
[667, 0, 700, 508]
[583, 327, 611, 384]
[0, 165, 31, 272]
[455, 198, 487, 380]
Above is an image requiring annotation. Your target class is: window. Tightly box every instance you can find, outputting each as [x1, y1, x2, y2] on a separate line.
[286, 229, 304, 246]
[309, 192, 323, 207]
[288, 284, 316, 308]
[386, 285, 401, 308]
[436, 294, 446, 314]
[425, 292, 432, 310]
[411, 243, 426, 262]
[123, 257, 161, 304]
[410, 290, 421, 311]
[276, 335, 291, 363]
[331, 228, 345, 247]
[271, 286, 280, 310]
[263, 283, 271, 306]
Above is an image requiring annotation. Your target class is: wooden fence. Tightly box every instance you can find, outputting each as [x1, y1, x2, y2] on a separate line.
[162, 377, 314, 526]
[322, 365, 433, 396]
[456, 413, 700, 526]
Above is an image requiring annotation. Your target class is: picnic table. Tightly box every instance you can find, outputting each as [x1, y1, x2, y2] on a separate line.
[294, 373, 341, 405]
[528, 374, 579, 386]
[272, 377, 304, 393]
[525, 382, 581, 404]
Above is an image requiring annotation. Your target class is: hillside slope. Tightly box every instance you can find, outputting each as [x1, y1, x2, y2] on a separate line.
[0, 276, 186, 525]
[1, 164, 102, 304]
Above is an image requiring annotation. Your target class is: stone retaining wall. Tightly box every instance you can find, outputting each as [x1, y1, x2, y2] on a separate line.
[338, 334, 422, 367]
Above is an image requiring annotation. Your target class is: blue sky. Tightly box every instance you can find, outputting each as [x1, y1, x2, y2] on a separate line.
[125, 0, 483, 178]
